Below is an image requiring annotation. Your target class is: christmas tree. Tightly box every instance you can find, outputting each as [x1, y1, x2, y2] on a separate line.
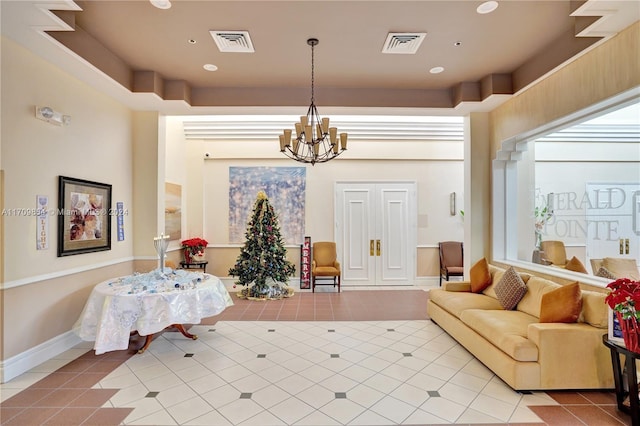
[229, 190, 295, 298]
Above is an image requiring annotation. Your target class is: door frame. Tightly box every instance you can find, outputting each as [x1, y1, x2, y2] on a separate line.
[334, 180, 417, 286]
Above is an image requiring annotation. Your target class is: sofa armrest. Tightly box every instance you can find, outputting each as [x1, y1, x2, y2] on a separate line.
[442, 281, 472, 292]
[528, 323, 612, 389]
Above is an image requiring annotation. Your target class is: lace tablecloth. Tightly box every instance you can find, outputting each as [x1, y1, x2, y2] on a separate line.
[73, 271, 233, 354]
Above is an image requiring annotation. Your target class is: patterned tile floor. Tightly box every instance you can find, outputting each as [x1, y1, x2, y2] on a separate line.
[0, 289, 630, 425]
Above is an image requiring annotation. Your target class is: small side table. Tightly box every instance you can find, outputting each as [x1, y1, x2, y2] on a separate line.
[603, 334, 639, 426]
[179, 260, 208, 274]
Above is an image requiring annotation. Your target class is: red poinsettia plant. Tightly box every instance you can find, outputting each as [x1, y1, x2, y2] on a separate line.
[181, 237, 208, 256]
[605, 278, 640, 320]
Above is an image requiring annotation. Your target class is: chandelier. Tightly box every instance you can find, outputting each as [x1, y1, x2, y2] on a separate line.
[279, 38, 347, 165]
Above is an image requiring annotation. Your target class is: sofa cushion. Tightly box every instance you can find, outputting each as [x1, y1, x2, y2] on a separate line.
[429, 289, 504, 319]
[494, 267, 528, 310]
[603, 257, 640, 280]
[517, 277, 560, 318]
[579, 290, 608, 328]
[470, 258, 492, 293]
[460, 309, 539, 361]
[539, 282, 582, 323]
[565, 256, 588, 274]
[482, 266, 505, 299]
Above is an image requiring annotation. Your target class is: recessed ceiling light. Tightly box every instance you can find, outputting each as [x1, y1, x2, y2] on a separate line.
[203, 64, 218, 72]
[454, 41, 462, 47]
[150, 0, 171, 9]
[430, 66, 444, 74]
[188, 39, 196, 44]
[477, 1, 498, 14]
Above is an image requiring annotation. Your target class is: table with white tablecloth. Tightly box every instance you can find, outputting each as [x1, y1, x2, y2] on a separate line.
[73, 270, 233, 354]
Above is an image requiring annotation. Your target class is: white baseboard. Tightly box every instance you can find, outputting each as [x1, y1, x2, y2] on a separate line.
[1, 331, 82, 384]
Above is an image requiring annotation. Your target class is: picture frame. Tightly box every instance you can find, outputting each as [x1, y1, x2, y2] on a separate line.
[57, 176, 112, 257]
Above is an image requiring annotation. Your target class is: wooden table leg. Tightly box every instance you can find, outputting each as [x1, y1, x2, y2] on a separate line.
[137, 334, 154, 354]
[135, 324, 198, 354]
[173, 323, 198, 340]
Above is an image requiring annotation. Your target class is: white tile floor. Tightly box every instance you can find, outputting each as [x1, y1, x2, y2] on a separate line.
[76, 320, 555, 425]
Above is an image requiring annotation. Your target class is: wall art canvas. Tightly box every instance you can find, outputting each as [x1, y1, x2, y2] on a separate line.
[57, 176, 111, 256]
[165, 182, 182, 241]
[229, 167, 305, 244]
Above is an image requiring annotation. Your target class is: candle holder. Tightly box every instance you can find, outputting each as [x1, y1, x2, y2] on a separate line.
[153, 233, 170, 273]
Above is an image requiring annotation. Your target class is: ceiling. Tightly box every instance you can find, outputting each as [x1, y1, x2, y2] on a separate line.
[2, 0, 639, 118]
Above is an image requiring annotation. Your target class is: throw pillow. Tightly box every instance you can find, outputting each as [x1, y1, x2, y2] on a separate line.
[565, 256, 588, 274]
[539, 282, 582, 323]
[595, 266, 616, 280]
[470, 258, 492, 293]
[494, 266, 527, 310]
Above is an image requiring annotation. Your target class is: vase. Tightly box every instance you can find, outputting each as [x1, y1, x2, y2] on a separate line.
[616, 311, 640, 353]
[183, 248, 192, 263]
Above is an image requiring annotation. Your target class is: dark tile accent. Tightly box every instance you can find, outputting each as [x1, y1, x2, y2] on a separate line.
[331, 354, 340, 358]
[335, 392, 347, 399]
[328, 329, 335, 332]
[387, 329, 395, 332]
[402, 353, 412, 357]
[427, 390, 440, 397]
[257, 354, 266, 358]
[268, 329, 275, 332]
[208, 329, 216, 332]
[240, 393, 252, 399]
[146, 391, 159, 398]
[184, 353, 194, 358]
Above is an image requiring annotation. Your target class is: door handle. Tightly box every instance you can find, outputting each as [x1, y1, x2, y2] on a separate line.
[370, 240, 374, 256]
[626, 238, 630, 255]
[620, 239, 624, 255]
[376, 239, 381, 256]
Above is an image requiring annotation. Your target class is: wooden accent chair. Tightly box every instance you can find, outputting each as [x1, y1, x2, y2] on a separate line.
[312, 242, 341, 292]
[439, 241, 463, 286]
[540, 240, 569, 267]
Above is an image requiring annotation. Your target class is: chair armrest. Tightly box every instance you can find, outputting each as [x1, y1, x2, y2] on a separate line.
[442, 281, 472, 292]
[334, 260, 341, 271]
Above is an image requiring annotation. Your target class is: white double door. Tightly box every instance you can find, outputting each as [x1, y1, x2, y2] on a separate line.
[335, 182, 416, 286]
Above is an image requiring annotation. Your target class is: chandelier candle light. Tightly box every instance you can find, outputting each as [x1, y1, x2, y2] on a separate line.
[153, 233, 170, 273]
[280, 38, 347, 165]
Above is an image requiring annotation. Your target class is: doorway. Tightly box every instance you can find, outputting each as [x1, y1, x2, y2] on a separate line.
[335, 182, 417, 286]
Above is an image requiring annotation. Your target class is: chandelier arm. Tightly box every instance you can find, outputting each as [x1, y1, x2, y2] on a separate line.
[280, 37, 346, 165]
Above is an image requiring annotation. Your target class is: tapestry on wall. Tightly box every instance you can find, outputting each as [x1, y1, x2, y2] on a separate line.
[229, 167, 305, 245]
[165, 182, 182, 241]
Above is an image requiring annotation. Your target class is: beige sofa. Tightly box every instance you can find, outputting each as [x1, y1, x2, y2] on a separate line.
[427, 265, 614, 391]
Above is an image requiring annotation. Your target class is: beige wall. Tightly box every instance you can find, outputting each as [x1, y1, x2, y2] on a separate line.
[489, 22, 640, 268]
[490, 22, 640, 155]
[200, 158, 465, 278]
[0, 38, 137, 362]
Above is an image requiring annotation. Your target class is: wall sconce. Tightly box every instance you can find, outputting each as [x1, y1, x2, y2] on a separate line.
[450, 192, 456, 216]
[35, 106, 71, 126]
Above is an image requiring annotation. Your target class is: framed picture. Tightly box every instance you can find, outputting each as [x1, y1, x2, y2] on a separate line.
[57, 176, 112, 257]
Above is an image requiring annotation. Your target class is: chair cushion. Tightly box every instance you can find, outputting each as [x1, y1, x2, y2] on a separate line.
[494, 267, 527, 310]
[539, 282, 582, 323]
[314, 266, 339, 276]
[470, 258, 492, 293]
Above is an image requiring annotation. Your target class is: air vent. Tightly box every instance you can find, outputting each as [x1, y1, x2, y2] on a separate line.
[210, 31, 255, 53]
[382, 32, 426, 54]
